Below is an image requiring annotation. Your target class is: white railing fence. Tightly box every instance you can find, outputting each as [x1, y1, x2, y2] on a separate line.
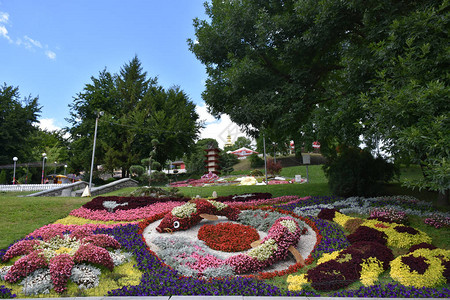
[0, 184, 71, 192]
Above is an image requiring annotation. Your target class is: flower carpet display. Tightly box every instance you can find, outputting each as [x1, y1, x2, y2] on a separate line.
[0, 193, 449, 298]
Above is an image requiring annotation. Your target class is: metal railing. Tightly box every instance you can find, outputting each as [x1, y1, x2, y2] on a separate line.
[0, 184, 70, 192]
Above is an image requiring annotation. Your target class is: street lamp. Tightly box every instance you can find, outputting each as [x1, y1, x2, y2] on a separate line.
[54, 161, 57, 174]
[12, 157, 18, 185]
[64, 164, 67, 176]
[41, 153, 47, 184]
[89, 111, 104, 191]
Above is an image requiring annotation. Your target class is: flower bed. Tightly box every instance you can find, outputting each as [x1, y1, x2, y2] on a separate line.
[0, 193, 449, 298]
[198, 222, 260, 252]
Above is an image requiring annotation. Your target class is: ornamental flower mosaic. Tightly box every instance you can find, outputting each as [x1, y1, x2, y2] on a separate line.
[0, 230, 132, 295]
[0, 193, 449, 298]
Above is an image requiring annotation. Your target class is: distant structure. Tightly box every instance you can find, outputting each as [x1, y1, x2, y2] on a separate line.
[204, 145, 221, 174]
[224, 133, 233, 148]
[228, 147, 258, 160]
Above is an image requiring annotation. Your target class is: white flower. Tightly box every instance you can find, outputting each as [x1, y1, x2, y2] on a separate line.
[172, 202, 197, 218]
[248, 238, 278, 261]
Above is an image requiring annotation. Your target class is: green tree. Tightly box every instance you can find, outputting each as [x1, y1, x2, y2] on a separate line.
[360, 3, 449, 204]
[67, 56, 200, 178]
[184, 138, 219, 175]
[190, 0, 448, 202]
[0, 83, 41, 165]
[67, 68, 118, 174]
[189, 0, 365, 142]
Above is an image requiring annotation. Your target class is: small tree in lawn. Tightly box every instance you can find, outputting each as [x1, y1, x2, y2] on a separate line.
[267, 158, 282, 176]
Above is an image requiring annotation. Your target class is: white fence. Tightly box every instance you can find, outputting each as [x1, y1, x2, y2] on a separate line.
[0, 184, 71, 192]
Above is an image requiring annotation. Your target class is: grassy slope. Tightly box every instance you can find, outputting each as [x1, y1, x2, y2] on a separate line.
[0, 192, 91, 249]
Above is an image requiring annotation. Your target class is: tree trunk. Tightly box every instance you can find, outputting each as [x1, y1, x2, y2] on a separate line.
[436, 189, 449, 207]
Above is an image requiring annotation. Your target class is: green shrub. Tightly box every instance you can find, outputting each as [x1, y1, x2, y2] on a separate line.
[150, 170, 168, 185]
[130, 165, 145, 177]
[323, 146, 397, 197]
[249, 154, 264, 168]
[267, 158, 282, 175]
[151, 161, 162, 171]
[249, 169, 264, 177]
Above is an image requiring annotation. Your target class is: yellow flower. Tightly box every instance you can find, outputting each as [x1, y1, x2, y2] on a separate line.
[363, 219, 431, 248]
[390, 248, 449, 287]
[287, 274, 309, 291]
[55, 247, 73, 255]
[333, 212, 358, 227]
[317, 250, 343, 265]
[360, 257, 384, 286]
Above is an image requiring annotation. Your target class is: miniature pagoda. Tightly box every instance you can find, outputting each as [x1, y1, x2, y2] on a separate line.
[204, 145, 221, 175]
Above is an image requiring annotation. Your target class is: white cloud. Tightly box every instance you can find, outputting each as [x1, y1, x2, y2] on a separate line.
[195, 103, 217, 124]
[0, 11, 57, 59]
[37, 118, 61, 132]
[196, 103, 252, 148]
[45, 50, 56, 60]
[24, 35, 42, 49]
[0, 11, 9, 23]
[0, 24, 11, 42]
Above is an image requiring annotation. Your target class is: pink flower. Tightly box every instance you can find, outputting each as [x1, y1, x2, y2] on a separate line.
[49, 254, 74, 293]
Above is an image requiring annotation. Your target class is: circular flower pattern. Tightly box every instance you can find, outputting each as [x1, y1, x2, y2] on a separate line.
[142, 208, 318, 279]
[198, 222, 260, 252]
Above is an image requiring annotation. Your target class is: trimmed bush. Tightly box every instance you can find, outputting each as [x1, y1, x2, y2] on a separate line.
[323, 146, 397, 197]
[267, 158, 282, 175]
[248, 154, 264, 168]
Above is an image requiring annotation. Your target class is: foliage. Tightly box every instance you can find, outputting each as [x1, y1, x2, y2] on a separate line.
[149, 171, 168, 185]
[267, 158, 282, 176]
[67, 56, 200, 178]
[324, 146, 397, 197]
[219, 152, 239, 175]
[248, 154, 264, 168]
[360, 2, 450, 201]
[189, 0, 448, 202]
[249, 169, 264, 177]
[0, 83, 41, 168]
[184, 138, 219, 175]
[128, 187, 183, 198]
[129, 165, 145, 177]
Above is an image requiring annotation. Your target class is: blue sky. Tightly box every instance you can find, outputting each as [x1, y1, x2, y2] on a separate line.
[0, 0, 245, 147]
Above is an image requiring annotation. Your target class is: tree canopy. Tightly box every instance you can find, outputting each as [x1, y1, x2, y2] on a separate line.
[0, 83, 41, 165]
[67, 56, 201, 177]
[190, 0, 449, 200]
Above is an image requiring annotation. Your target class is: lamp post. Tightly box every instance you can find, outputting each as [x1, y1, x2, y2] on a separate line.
[263, 134, 268, 184]
[12, 157, 18, 184]
[41, 153, 47, 184]
[64, 164, 67, 176]
[89, 111, 103, 191]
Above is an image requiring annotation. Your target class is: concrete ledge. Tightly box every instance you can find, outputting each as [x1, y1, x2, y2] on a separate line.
[74, 178, 139, 197]
[25, 181, 89, 197]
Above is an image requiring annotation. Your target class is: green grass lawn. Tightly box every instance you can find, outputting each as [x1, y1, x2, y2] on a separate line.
[0, 192, 91, 249]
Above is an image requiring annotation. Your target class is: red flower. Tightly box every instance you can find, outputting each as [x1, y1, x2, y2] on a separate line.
[198, 222, 259, 252]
